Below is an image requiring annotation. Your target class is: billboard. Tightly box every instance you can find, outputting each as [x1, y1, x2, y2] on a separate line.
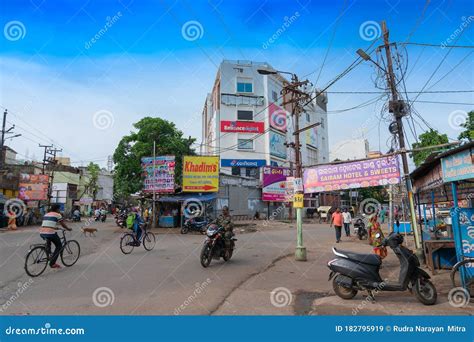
[18, 174, 49, 201]
[441, 148, 474, 182]
[221, 159, 266, 167]
[269, 102, 288, 132]
[270, 131, 287, 159]
[220, 120, 264, 133]
[262, 166, 292, 202]
[141, 156, 175, 193]
[183, 156, 219, 192]
[303, 156, 400, 193]
[305, 125, 317, 147]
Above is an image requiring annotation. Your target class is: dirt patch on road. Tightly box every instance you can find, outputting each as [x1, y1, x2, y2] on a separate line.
[293, 290, 329, 315]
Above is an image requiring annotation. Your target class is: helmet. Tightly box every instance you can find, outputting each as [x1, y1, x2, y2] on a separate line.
[386, 233, 404, 247]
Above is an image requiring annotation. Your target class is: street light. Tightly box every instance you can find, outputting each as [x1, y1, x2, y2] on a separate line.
[356, 49, 387, 73]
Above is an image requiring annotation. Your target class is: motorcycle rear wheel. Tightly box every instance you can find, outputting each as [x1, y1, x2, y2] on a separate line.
[414, 278, 437, 305]
[181, 226, 189, 234]
[200, 244, 212, 268]
[223, 249, 233, 261]
[332, 277, 358, 299]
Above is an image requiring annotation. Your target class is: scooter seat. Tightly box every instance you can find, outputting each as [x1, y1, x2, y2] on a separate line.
[334, 248, 382, 266]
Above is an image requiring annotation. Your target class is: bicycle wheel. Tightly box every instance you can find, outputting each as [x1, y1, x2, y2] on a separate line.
[61, 240, 81, 266]
[25, 246, 48, 277]
[120, 233, 135, 254]
[143, 232, 156, 251]
[451, 259, 474, 296]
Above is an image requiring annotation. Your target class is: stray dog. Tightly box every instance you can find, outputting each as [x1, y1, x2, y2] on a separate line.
[81, 227, 98, 237]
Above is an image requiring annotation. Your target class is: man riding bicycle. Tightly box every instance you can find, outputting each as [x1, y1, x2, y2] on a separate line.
[39, 204, 72, 269]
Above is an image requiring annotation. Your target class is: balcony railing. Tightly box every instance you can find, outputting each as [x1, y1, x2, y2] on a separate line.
[221, 93, 265, 107]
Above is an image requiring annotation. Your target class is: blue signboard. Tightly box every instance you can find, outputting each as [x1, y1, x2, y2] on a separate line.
[452, 207, 474, 286]
[441, 148, 474, 182]
[270, 131, 287, 159]
[221, 159, 267, 167]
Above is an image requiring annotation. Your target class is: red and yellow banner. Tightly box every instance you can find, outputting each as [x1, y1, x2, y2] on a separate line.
[182, 156, 219, 192]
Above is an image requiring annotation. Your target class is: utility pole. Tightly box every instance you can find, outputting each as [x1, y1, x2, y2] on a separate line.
[0, 109, 21, 170]
[282, 74, 312, 262]
[40, 144, 62, 207]
[380, 21, 422, 255]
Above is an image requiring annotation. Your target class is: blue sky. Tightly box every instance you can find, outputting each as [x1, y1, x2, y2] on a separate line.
[0, 0, 473, 167]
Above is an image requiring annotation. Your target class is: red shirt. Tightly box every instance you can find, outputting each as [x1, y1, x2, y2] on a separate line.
[332, 212, 343, 227]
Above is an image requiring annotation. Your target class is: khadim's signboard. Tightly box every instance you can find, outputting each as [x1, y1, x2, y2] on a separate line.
[183, 156, 219, 192]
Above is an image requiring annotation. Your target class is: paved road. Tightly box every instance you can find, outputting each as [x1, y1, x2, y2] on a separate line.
[0, 219, 320, 315]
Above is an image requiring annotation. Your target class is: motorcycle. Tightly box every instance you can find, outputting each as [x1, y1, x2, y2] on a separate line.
[72, 213, 81, 222]
[181, 216, 209, 234]
[327, 232, 437, 305]
[200, 224, 237, 268]
[115, 211, 128, 228]
[353, 217, 368, 240]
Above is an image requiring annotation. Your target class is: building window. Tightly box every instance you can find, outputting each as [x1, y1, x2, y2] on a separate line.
[306, 113, 311, 122]
[237, 78, 253, 93]
[272, 90, 278, 102]
[307, 148, 318, 165]
[245, 167, 259, 178]
[321, 118, 325, 128]
[237, 110, 253, 121]
[231, 166, 240, 176]
[238, 138, 253, 150]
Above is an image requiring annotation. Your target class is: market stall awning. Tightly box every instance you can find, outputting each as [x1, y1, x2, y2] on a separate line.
[157, 193, 217, 203]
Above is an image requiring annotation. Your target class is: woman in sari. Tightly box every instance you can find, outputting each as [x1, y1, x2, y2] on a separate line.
[368, 214, 387, 259]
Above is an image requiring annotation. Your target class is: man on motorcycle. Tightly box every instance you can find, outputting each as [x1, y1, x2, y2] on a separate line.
[215, 206, 233, 247]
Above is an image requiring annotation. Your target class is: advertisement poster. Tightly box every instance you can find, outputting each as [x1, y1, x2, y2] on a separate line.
[305, 126, 317, 147]
[220, 120, 264, 133]
[441, 148, 474, 182]
[18, 174, 49, 201]
[183, 156, 219, 192]
[262, 166, 292, 202]
[270, 131, 287, 159]
[304, 156, 400, 193]
[269, 102, 288, 132]
[141, 156, 175, 193]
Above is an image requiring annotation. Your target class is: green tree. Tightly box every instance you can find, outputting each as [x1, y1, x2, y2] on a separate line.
[85, 162, 101, 200]
[411, 129, 449, 167]
[113, 117, 196, 197]
[458, 110, 474, 141]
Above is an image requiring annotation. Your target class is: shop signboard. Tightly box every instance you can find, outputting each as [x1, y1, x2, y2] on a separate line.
[441, 148, 474, 182]
[183, 156, 219, 192]
[18, 174, 49, 201]
[220, 159, 266, 168]
[220, 120, 264, 133]
[453, 208, 474, 285]
[141, 156, 175, 193]
[303, 156, 400, 193]
[262, 166, 292, 202]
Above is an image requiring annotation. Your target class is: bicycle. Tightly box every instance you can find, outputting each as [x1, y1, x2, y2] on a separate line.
[24, 229, 81, 277]
[451, 256, 474, 295]
[120, 222, 156, 254]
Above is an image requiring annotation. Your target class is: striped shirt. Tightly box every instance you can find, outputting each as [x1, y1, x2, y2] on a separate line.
[39, 212, 63, 234]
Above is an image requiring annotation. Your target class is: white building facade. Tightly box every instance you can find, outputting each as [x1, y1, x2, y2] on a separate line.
[201, 60, 329, 176]
[329, 138, 369, 162]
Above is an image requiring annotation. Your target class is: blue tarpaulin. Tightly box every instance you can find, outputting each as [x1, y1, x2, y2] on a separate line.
[157, 193, 217, 203]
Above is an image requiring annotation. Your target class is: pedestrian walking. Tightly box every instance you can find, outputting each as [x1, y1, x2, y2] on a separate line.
[330, 207, 343, 243]
[342, 208, 352, 237]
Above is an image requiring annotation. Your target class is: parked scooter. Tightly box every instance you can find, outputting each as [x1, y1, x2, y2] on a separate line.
[353, 217, 368, 240]
[200, 224, 237, 268]
[327, 232, 437, 305]
[181, 216, 209, 234]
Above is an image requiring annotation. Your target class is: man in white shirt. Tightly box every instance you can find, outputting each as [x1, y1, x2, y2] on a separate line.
[342, 208, 352, 237]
